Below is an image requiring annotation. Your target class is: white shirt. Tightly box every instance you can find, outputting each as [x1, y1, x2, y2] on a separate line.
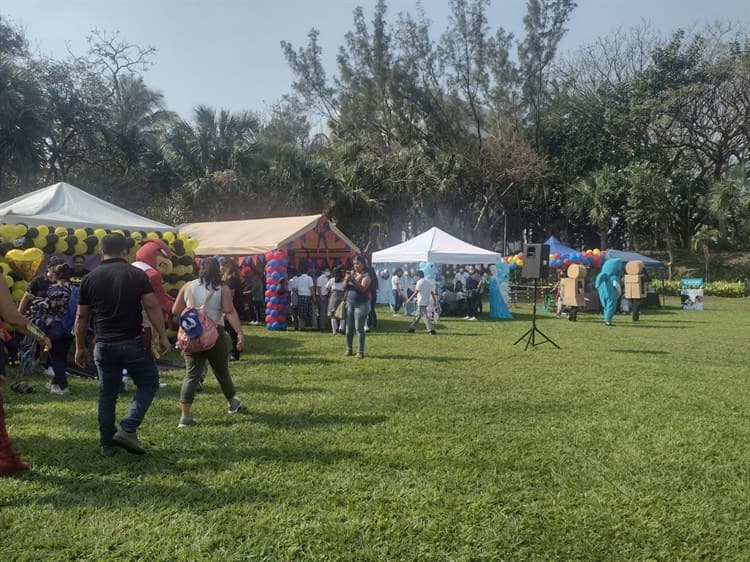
[414, 278, 434, 306]
[455, 271, 469, 288]
[295, 273, 315, 296]
[390, 274, 401, 291]
[317, 273, 329, 297]
[327, 278, 345, 292]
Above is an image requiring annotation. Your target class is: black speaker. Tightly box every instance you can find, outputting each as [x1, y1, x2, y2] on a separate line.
[522, 243, 550, 279]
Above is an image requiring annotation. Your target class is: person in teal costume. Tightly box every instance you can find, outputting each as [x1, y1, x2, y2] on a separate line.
[595, 258, 623, 325]
[488, 262, 512, 319]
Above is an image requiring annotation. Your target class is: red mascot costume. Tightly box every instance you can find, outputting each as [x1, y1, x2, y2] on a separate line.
[132, 239, 174, 327]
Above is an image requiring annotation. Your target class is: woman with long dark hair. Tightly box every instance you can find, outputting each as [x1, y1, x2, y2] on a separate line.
[344, 256, 372, 359]
[43, 263, 76, 395]
[172, 258, 244, 429]
[220, 258, 245, 360]
[0, 276, 51, 475]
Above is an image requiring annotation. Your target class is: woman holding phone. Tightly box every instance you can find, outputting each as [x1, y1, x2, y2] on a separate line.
[343, 256, 372, 359]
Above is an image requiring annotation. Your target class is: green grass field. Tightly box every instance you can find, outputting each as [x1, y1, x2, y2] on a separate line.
[2, 297, 749, 561]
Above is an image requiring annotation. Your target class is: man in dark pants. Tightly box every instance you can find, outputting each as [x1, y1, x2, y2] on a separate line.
[74, 233, 170, 456]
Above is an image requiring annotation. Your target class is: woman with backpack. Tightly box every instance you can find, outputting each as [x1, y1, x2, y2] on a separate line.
[43, 263, 77, 395]
[172, 257, 244, 429]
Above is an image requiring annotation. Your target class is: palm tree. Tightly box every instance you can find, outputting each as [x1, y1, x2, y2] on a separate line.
[162, 105, 259, 219]
[690, 225, 719, 283]
[566, 166, 622, 249]
[708, 164, 749, 244]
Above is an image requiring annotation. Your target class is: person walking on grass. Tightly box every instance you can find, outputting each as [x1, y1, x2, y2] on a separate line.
[220, 258, 245, 360]
[344, 256, 372, 359]
[405, 270, 437, 335]
[172, 257, 244, 429]
[0, 275, 51, 475]
[74, 233, 171, 457]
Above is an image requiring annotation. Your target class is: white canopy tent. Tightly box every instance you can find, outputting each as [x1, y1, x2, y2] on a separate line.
[371, 227, 501, 265]
[0, 182, 174, 231]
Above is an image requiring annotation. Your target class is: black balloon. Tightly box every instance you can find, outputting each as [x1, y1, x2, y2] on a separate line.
[125, 237, 135, 248]
[27, 227, 39, 238]
[0, 242, 13, 256]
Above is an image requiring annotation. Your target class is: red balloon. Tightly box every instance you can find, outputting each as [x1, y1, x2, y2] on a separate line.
[265, 315, 274, 324]
[265, 290, 274, 298]
[277, 315, 287, 323]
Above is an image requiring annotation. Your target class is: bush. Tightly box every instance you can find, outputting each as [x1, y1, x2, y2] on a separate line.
[649, 280, 745, 297]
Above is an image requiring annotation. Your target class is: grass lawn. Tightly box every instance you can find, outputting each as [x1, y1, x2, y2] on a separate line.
[2, 297, 749, 560]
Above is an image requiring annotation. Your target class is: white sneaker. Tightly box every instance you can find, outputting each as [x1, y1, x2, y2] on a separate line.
[468, 317, 477, 321]
[44, 366, 55, 377]
[50, 384, 69, 395]
[464, 315, 471, 320]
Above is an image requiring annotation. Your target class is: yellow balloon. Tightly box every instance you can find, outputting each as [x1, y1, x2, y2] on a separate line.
[112, 229, 125, 237]
[0, 225, 12, 240]
[74, 228, 87, 240]
[186, 238, 199, 251]
[13, 224, 27, 238]
[55, 240, 67, 253]
[3, 274, 13, 287]
[131, 232, 143, 242]
[74, 241, 88, 255]
[178, 232, 189, 241]
[162, 231, 175, 243]
[0, 263, 9, 273]
[94, 228, 107, 239]
[37, 225, 50, 237]
[11, 288, 25, 302]
[146, 232, 159, 240]
[55, 227, 68, 236]
[34, 235, 46, 248]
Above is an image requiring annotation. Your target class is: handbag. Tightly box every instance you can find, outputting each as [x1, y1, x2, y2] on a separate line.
[334, 300, 346, 320]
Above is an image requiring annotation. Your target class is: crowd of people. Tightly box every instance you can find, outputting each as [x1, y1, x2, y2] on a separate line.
[1, 242, 512, 474]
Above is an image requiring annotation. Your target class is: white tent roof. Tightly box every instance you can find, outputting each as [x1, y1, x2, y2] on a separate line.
[179, 214, 360, 256]
[0, 182, 174, 231]
[371, 227, 502, 264]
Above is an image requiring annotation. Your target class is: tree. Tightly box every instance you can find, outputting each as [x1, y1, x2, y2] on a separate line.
[518, 0, 577, 151]
[691, 224, 719, 282]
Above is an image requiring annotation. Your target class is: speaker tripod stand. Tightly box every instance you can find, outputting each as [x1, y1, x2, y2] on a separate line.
[514, 279, 560, 350]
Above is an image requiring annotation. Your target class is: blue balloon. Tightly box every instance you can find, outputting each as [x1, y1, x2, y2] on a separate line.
[269, 259, 279, 267]
[264, 297, 270, 303]
[271, 310, 279, 317]
[271, 272, 281, 280]
[268, 284, 277, 292]
[271, 297, 279, 304]
[271, 321, 280, 329]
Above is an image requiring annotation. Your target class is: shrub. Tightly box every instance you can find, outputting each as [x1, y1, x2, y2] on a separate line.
[649, 280, 745, 297]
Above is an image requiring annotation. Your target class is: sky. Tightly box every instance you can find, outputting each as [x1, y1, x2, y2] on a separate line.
[3, 0, 749, 123]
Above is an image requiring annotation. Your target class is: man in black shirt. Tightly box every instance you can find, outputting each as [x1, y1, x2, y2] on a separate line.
[74, 234, 170, 456]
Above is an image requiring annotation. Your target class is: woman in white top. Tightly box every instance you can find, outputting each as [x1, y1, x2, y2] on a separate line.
[326, 266, 346, 334]
[172, 257, 244, 429]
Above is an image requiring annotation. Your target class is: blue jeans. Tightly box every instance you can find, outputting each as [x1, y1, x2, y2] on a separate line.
[345, 301, 370, 355]
[94, 337, 160, 447]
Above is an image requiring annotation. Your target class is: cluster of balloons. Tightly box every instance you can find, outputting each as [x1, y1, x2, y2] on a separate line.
[164, 255, 199, 299]
[0, 223, 199, 258]
[501, 253, 525, 270]
[0, 222, 201, 302]
[264, 250, 289, 331]
[502, 248, 609, 271]
[550, 249, 607, 270]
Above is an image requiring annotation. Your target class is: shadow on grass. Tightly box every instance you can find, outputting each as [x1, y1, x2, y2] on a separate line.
[386, 354, 470, 363]
[608, 349, 671, 355]
[246, 383, 326, 395]
[9, 433, 360, 510]
[251, 410, 387, 429]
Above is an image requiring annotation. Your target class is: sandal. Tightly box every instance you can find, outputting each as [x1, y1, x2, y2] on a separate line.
[11, 381, 33, 393]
